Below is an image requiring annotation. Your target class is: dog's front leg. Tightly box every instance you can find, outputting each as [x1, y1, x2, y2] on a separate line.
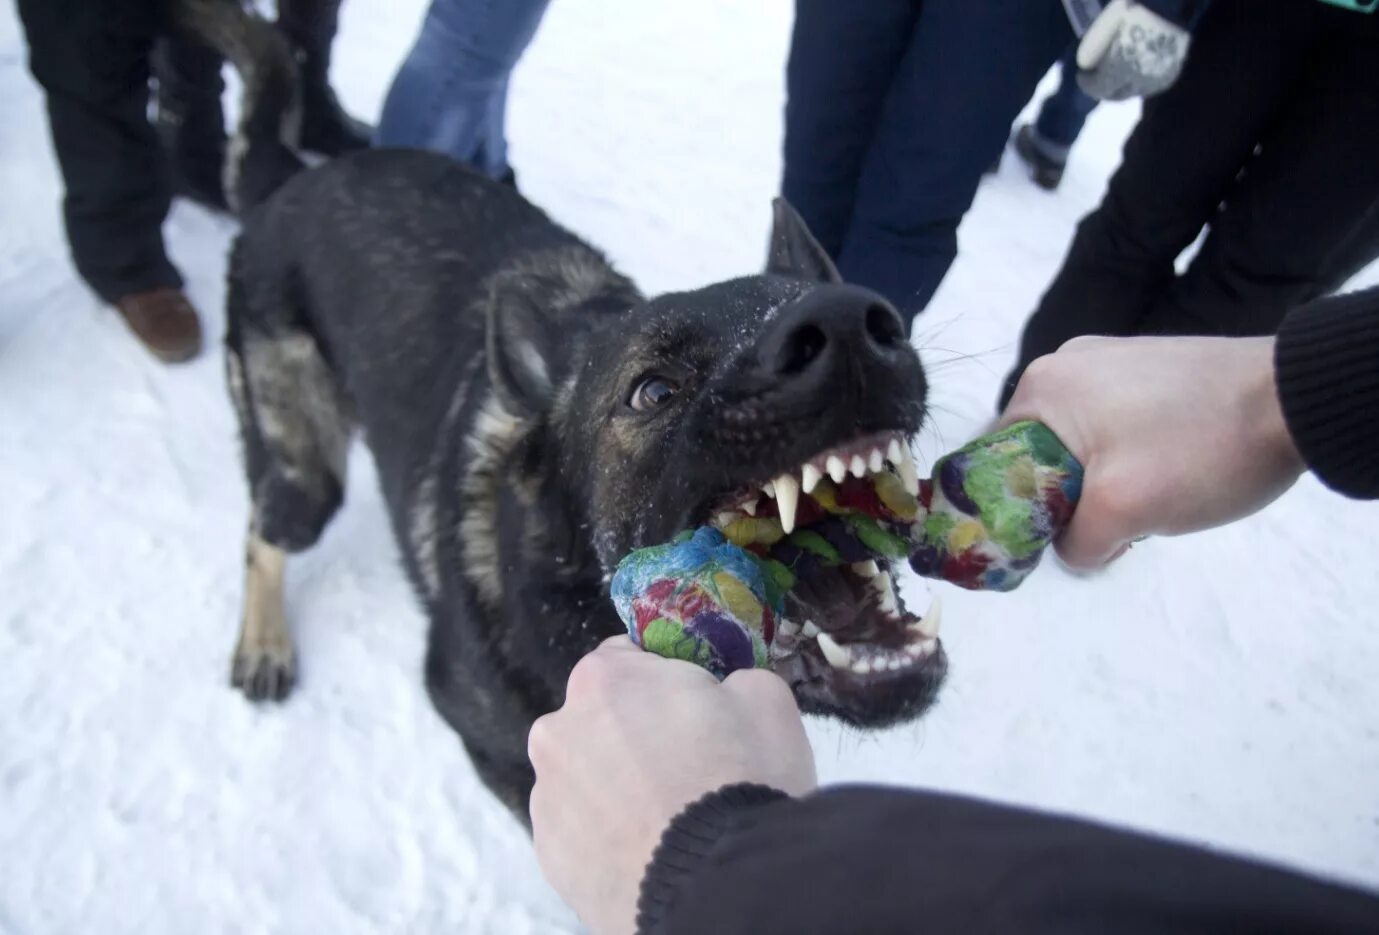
[231, 530, 297, 701]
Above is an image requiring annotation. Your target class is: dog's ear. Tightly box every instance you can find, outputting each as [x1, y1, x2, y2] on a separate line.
[765, 198, 841, 283]
[486, 279, 557, 418]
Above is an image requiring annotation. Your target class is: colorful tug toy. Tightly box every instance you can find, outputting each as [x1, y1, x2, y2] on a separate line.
[610, 421, 1084, 679]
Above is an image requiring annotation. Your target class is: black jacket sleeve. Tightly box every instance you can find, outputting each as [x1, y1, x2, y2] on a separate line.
[637, 784, 1379, 934]
[1275, 284, 1379, 500]
[1139, 0, 1211, 30]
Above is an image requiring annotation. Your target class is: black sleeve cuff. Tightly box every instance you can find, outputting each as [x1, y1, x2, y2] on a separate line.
[1274, 287, 1379, 500]
[635, 783, 790, 934]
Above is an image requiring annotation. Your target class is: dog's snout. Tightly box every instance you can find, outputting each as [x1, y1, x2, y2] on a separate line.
[762, 284, 906, 377]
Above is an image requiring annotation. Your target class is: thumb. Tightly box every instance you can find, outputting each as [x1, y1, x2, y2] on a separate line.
[1077, 0, 1126, 69]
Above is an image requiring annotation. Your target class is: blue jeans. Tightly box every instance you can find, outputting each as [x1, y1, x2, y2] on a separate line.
[1034, 47, 1099, 150]
[375, 0, 551, 178]
[782, 0, 1073, 326]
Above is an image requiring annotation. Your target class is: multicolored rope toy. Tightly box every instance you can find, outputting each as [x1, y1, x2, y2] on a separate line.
[611, 421, 1084, 677]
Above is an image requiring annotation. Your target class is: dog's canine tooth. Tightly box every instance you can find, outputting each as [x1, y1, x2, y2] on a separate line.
[816, 631, 851, 669]
[851, 559, 880, 578]
[826, 455, 847, 484]
[887, 437, 904, 466]
[895, 444, 920, 496]
[868, 448, 885, 473]
[775, 472, 801, 533]
[849, 454, 867, 478]
[909, 595, 942, 638]
[875, 574, 898, 615]
[801, 462, 823, 494]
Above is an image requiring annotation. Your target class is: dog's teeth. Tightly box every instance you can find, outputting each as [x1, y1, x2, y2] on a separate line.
[919, 637, 939, 655]
[868, 448, 885, 473]
[801, 463, 823, 494]
[895, 444, 920, 497]
[774, 473, 801, 533]
[778, 619, 801, 637]
[875, 575, 898, 616]
[742, 498, 759, 516]
[713, 511, 738, 529]
[762, 481, 776, 499]
[909, 595, 942, 638]
[816, 632, 851, 669]
[802, 621, 820, 638]
[887, 438, 904, 465]
[851, 560, 880, 578]
[849, 454, 867, 478]
[887, 657, 905, 671]
[851, 657, 874, 675]
[826, 455, 847, 484]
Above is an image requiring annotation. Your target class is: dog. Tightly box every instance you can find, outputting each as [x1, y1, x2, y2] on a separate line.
[224, 148, 947, 822]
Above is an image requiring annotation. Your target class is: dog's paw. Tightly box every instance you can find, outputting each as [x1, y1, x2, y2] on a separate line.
[230, 639, 297, 702]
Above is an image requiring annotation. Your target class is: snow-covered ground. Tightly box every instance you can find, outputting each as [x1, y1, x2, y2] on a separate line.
[2, 1, 1377, 932]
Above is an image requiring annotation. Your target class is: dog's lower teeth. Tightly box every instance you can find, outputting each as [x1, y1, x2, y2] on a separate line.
[851, 658, 874, 675]
[817, 631, 851, 669]
[909, 596, 942, 638]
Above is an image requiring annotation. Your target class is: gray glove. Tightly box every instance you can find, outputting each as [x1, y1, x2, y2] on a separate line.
[1076, 0, 1191, 101]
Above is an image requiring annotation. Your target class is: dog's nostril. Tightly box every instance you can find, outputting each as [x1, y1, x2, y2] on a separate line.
[777, 323, 828, 375]
[865, 302, 905, 349]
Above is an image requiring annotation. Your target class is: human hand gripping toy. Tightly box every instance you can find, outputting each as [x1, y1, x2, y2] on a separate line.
[611, 421, 1083, 679]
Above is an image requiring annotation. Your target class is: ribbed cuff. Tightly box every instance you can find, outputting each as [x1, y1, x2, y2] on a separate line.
[635, 783, 790, 934]
[1274, 288, 1379, 500]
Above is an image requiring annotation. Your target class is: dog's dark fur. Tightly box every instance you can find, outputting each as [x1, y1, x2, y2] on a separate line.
[224, 149, 939, 822]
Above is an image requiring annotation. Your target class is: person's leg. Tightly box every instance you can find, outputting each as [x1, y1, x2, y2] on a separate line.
[375, 0, 552, 179]
[17, 0, 179, 303]
[275, 0, 370, 155]
[1139, 8, 1379, 337]
[836, 0, 1072, 325]
[16, 0, 202, 361]
[152, 31, 229, 211]
[998, 0, 1318, 408]
[1034, 46, 1099, 149]
[780, 0, 921, 258]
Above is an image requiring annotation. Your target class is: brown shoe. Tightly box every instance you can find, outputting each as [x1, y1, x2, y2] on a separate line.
[115, 288, 204, 363]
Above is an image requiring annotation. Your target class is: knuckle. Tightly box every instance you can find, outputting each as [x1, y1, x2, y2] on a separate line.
[527, 713, 557, 766]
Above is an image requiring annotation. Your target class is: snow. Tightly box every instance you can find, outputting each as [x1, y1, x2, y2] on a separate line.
[2, 1, 1377, 932]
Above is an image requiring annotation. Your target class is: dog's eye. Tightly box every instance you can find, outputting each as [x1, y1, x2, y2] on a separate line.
[630, 376, 679, 411]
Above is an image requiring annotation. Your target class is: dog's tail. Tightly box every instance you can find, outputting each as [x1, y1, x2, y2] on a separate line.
[171, 0, 307, 213]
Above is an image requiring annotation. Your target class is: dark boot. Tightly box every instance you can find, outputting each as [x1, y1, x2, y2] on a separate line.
[115, 288, 204, 363]
[1013, 124, 1067, 191]
[275, 0, 371, 156]
[152, 35, 230, 212]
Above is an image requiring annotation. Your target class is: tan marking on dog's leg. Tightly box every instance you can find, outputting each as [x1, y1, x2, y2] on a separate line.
[230, 532, 297, 702]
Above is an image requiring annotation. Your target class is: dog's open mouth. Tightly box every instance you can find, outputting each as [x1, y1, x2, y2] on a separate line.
[700, 431, 947, 725]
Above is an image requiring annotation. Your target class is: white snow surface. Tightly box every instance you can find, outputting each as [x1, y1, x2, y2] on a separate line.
[3, 1, 1378, 932]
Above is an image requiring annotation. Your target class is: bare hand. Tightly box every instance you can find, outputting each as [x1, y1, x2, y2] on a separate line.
[1000, 335, 1306, 568]
[528, 636, 817, 935]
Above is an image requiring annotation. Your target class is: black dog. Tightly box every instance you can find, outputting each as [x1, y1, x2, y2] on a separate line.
[225, 149, 946, 822]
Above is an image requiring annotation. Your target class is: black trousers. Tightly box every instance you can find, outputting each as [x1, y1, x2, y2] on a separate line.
[16, 0, 340, 304]
[17, 0, 188, 303]
[1001, 0, 1379, 408]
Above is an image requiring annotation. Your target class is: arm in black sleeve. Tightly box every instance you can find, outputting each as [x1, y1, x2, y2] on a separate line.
[637, 784, 1379, 935]
[1275, 284, 1379, 500]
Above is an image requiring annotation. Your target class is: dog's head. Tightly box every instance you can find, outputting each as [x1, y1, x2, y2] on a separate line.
[487, 201, 944, 728]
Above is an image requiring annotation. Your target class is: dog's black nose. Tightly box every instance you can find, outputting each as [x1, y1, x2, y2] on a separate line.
[761, 283, 907, 377]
